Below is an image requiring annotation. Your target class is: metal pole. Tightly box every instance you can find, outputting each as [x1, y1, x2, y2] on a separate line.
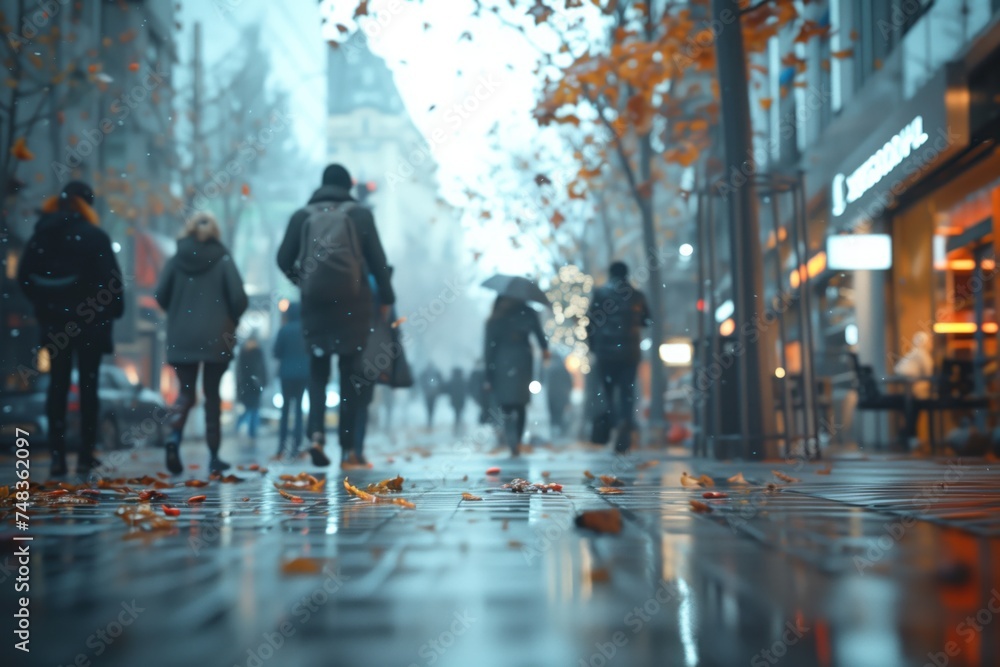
[695, 191, 708, 457]
[710, 0, 776, 459]
[706, 189, 720, 457]
[768, 183, 791, 458]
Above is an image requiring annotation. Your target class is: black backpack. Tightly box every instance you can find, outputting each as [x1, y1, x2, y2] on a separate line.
[293, 202, 365, 304]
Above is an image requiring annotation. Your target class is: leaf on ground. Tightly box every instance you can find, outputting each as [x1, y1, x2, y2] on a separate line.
[636, 460, 659, 470]
[702, 491, 728, 499]
[365, 476, 404, 494]
[277, 488, 304, 503]
[772, 470, 800, 483]
[461, 493, 483, 501]
[689, 500, 713, 513]
[184, 480, 209, 488]
[508, 540, 524, 549]
[280, 557, 325, 575]
[698, 474, 715, 487]
[583, 470, 595, 479]
[727, 472, 748, 484]
[815, 465, 833, 475]
[598, 486, 624, 495]
[486, 467, 501, 475]
[681, 472, 703, 488]
[575, 509, 622, 534]
[599, 475, 623, 487]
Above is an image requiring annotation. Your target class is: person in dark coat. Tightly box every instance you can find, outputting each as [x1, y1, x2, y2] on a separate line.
[272, 302, 309, 460]
[277, 164, 395, 467]
[467, 360, 490, 424]
[484, 296, 549, 455]
[447, 367, 468, 433]
[418, 364, 444, 429]
[17, 181, 124, 476]
[545, 354, 574, 437]
[586, 261, 651, 453]
[236, 336, 268, 443]
[156, 212, 248, 474]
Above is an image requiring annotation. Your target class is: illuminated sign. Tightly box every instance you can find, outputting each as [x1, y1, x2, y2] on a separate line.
[826, 234, 893, 270]
[831, 116, 929, 217]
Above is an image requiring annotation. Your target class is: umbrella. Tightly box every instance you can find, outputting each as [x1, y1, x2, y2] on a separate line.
[482, 274, 551, 307]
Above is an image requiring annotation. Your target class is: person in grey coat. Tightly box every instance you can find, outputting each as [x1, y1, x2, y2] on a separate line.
[156, 213, 248, 474]
[484, 296, 549, 455]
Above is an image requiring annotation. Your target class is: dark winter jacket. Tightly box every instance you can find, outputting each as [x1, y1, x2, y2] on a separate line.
[236, 342, 268, 408]
[545, 357, 573, 409]
[18, 210, 124, 354]
[484, 301, 548, 406]
[468, 367, 487, 407]
[273, 303, 310, 381]
[276, 184, 395, 355]
[447, 370, 467, 409]
[586, 278, 651, 364]
[155, 236, 248, 364]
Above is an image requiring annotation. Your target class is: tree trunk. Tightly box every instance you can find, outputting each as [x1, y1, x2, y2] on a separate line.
[638, 132, 668, 444]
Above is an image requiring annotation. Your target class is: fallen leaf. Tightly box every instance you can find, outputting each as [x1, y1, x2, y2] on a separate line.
[727, 472, 748, 484]
[772, 470, 800, 483]
[597, 487, 624, 495]
[583, 470, 595, 479]
[689, 500, 713, 513]
[184, 480, 209, 488]
[187, 495, 206, 503]
[702, 491, 728, 499]
[575, 509, 622, 534]
[161, 504, 180, 517]
[486, 466, 501, 476]
[277, 488, 304, 504]
[698, 474, 715, 488]
[816, 465, 833, 475]
[681, 472, 703, 488]
[461, 493, 483, 501]
[599, 475, 623, 487]
[281, 557, 324, 575]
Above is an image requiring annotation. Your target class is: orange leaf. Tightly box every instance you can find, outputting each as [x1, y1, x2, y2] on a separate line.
[241, 183, 251, 197]
[11, 137, 34, 161]
[461, 492, 483, 501]
[831, 48, 854, 59]
[551, 210, 566, 228]
[128, 62, 140, 72]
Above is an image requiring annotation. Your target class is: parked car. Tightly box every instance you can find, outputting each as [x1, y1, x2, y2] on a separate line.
[0, 364, 168, 451]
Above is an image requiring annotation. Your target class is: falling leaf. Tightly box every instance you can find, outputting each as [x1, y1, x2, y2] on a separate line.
[575, 509, 622, 534]
[241, 183, 251, 197]
[11, 137, 34, 161]
[462, 493, 483, 501]
[353, 0, 369, 18]
[128, 62, 139, 72]
[689, 500, 713, 513]
[759, 97, 773, 112]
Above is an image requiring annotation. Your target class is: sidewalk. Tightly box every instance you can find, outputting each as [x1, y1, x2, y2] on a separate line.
[2, 426, 999, 667]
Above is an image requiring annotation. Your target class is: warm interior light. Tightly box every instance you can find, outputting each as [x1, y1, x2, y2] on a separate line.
[983, 322, 999, 334]
[719, 318, 736, 336]
[933, 323, 978, 334]
[659, 341, 693, 366]
[278, 298, 290, 313]
[775, 367, 786, 379]
[807, 251, 827, 278]
[947, 259, 977, 271]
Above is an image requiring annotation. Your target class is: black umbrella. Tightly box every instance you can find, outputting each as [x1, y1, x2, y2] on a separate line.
[482, 274, 551, 307]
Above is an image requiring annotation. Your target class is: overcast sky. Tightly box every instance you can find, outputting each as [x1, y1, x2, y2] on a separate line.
[177, 0, 571, 275]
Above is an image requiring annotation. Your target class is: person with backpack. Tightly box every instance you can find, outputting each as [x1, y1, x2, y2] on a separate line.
[586, 261, 651, 453]
[272, 302, 309, 460]
[156, 212, 248, 474]
[276, 164, 395, 468]
[235, 335, 268, 444]
[17, 181, 124, 476]
[484, 296, 549, 455]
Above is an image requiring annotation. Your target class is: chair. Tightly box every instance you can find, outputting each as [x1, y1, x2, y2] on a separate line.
[915, 359, 990, 450]
[846, 352, 907, 449]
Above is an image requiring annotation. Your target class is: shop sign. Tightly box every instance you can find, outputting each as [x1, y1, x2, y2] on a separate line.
[831, 116, 929, 217]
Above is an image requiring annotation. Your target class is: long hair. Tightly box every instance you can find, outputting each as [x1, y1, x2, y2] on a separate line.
[180, 212, 221, 242]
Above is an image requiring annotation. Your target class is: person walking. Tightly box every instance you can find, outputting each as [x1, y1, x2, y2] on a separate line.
[277, 164, 395, 467]
[418, 364, 444, 429]
[586, 261, 651, 453]
[156, 212, 248, 474]
[447, 367, 468, 433]
[272, 303, 309, 460]
[17, 181, 124, 476]
[545, 354, 573, 437]
[235, 336, 268, 444]
[484, 296, 549, 455]
[468, 360, 490, 425]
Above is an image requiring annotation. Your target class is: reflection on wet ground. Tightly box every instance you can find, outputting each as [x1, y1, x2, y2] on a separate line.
[2, 431, 1000, 667]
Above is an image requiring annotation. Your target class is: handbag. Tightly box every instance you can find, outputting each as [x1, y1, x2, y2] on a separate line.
[361, 309, 414, 389]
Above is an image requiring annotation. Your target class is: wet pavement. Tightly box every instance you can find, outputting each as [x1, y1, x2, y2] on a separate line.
[3, 427, 1000, 667]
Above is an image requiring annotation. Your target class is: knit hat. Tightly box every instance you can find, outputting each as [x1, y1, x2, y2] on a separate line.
[322, 164, 352, 189]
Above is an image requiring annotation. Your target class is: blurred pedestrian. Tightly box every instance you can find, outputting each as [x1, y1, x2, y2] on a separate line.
[17, 181, 124, 476]
[277, 163, 395, 468]
[447, 367, 467, 433]
[546, 353, 573, 437]
[156, 212, 248, 474]
[894, 330, 934, 449]
[272, 303, 309, 460]
[419, 364, 444, 429]
[468, 359, 490, 424]
[235, 336, 268, 444]
[586, 261, 651, 453]
[484, 296, 549, 455]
